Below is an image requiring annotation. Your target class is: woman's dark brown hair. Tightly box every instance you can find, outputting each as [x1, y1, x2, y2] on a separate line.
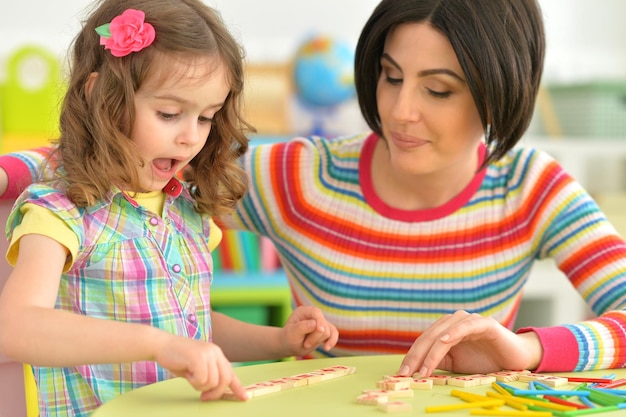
[355, 0, 545, 166]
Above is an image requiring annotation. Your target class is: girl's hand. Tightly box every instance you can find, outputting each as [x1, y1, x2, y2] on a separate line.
[154, 335, 247, 401]
[280, 306, 339, 356]
[397, 310, 543, 377]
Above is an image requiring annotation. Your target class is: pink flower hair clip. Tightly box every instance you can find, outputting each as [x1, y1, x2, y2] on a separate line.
[95, 9, 155, 57]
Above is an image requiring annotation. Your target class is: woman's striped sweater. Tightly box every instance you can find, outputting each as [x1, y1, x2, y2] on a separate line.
[222, 132, 626, 371]
[1, 133, 625, 371]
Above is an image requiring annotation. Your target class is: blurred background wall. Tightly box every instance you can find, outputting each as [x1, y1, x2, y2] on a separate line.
[2, 0, 626, 138]
[1, 0, 626, 79]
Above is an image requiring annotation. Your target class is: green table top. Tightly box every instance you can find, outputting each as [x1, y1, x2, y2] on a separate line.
[91, 354, 626, 417]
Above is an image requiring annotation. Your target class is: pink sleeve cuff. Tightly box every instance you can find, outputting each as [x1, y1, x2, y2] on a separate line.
[0, 155, 34, 200]
[517, 326, 579, 372]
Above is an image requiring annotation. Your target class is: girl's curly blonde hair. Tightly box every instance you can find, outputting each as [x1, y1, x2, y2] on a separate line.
[53, 0, 252, 216]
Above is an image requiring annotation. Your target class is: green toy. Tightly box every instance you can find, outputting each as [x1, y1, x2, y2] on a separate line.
[0, 45, 64, 152]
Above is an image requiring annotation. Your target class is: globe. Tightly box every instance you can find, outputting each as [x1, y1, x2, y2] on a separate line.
[293, 36, 356, 109]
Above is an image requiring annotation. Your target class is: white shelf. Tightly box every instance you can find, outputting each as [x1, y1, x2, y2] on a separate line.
[521, 136, 626, 194]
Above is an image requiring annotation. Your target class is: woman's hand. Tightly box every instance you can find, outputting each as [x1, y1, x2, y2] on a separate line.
[280, 306, 339, 356]
[154, 335, 247, 401]
[397, 310, 543, 377]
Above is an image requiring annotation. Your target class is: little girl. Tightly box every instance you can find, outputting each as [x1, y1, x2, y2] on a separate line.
[0, 0, 337, 415]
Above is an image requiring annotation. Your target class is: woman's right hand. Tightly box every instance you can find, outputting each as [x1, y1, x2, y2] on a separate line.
[397, 310, 543, 378]
[154, 335, 247, 401]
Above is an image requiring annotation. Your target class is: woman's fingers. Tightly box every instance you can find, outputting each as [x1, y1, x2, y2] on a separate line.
[398, 311, 491, 376]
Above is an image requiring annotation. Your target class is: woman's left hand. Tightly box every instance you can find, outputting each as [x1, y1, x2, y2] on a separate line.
[397, 310, 543, 377]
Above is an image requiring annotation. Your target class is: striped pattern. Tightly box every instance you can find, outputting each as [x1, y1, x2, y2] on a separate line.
[3, 146, 56, 182]
[223, 132, 626, 369]
[3, 136, 626, 373]
[7, 181, 214, 417]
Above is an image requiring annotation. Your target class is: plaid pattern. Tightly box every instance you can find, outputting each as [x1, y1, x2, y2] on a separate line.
[7, 180, 214, 417]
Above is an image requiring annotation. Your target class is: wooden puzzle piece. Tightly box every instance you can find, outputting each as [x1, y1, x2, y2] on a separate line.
[221, 364, 355, 400]
[222, 381, 283, 400]
[382, 375, 414, 381]
[517, 373, 568, 387]
[266, 377, 300, 390]
[448, 376, 484, 388]
[356, 393, 389, 405]
[378, 401, 412, 413]
[421, 374, 450, 385]
[378, 378, 412, 390]
[487, 370, 530, 383]
[363, 388, 414, 398]
[410, 378, 434, 390]
[244, 382, 282, 398]
[464, 374, 497, 385]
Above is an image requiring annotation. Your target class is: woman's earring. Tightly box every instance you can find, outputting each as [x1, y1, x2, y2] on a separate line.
[484, 124, 492, 140]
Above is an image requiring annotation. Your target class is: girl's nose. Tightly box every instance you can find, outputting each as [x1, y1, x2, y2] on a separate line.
[177, 122, 206, 146]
